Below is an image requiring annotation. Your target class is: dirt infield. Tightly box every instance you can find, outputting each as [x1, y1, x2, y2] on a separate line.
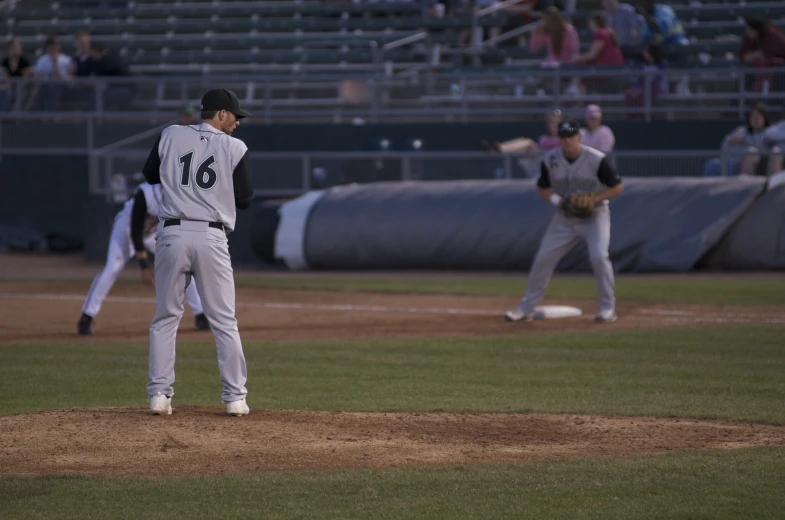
[2, 408, 784, 476]
[2, 253, 785, 477]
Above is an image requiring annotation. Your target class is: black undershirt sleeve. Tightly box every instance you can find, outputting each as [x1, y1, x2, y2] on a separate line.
[130, 190, 147, 253]
[597, 157, 622, 187]
[141, 134, 162, 184]
[233, 150, 254, 210]
[537, 161, 552, 189]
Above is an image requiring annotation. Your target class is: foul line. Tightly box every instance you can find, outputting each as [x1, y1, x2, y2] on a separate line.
[1, 293, 784, 324]
[0, 292, 500, 317]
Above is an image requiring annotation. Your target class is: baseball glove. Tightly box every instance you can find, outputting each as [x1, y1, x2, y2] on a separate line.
[562, 193, 596, 218]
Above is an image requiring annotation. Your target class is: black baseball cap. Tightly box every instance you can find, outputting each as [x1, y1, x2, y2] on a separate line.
[557, 119, 581, 137]
[200, 88, 252, 119]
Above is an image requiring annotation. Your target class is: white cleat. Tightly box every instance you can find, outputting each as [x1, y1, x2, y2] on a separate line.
[226, 398, 250, 416]
[504, 308, 535, 322]
[149, 392, 172, 415]
[594, 310, 618, 323]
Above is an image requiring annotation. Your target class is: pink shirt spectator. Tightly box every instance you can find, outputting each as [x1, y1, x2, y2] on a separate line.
[590, 28, 625, 66]
[581, 126, 616, 154]
[529, 24, 580, 65]
[537, 134, 561, 151]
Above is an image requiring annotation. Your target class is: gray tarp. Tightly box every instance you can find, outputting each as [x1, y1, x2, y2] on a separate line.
[291, 177, 767, 271]
[704, 184, 785, 270]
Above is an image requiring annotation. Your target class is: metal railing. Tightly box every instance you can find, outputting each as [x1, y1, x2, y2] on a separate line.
[1, 66, 782, 123]
[88, 148, 775, 200]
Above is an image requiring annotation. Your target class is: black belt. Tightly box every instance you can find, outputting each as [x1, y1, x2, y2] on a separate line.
[164, 219, 224, 231]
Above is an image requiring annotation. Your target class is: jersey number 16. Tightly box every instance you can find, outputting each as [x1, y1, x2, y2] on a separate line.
[179, 151, 218, 190]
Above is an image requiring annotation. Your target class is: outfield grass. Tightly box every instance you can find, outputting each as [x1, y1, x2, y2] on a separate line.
[2, 326, 784, 423]
[2, 448, 784, 520]
[234, 275, 785, 306]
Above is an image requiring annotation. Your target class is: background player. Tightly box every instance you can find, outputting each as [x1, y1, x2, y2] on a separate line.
[144, 88, 254, 417]
[505, 119, 624, 323]
[77, 181, 210, 335]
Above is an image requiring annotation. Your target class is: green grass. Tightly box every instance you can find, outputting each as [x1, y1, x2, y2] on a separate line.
[2, 326, 784, 423]
[2, 448, 785, 519]
[234, 275, 785, 306]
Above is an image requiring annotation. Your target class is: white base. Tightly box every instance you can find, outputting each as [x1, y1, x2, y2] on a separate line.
[532, 305, 583, 319]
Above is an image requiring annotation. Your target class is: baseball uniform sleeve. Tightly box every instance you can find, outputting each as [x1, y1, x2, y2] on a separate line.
[130, 189, 148, 252]
[537, 161, 552, 189]
[141, 134, 162, 184]
[232, 150, 254, 210]
[596, 157, 622, 187]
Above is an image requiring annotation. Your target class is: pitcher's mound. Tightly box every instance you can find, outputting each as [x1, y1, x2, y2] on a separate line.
[2, 408, 784, 476]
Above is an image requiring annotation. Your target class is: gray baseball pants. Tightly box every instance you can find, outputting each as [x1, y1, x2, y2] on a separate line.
[517, 206, 615, 314]
[146, 220, 247, 403]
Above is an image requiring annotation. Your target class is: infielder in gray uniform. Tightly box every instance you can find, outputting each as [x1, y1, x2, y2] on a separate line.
[142, 88, 254, 416]
[505, 119, 624, 323]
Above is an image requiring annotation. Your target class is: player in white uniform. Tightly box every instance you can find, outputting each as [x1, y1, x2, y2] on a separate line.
[143, 88, 254, 416]
[78, 182, 209, 335]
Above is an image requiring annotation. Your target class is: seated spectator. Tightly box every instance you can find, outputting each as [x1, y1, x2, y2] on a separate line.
[87, 41, 134, 110]
[702, 104, 783, 177]
[73, 31, 94, 77]
[624, 42, 669, 108]
[741, 17, 785, 66]
[741, 17, 785, 93]
[569, 12, 626, 94]
[529, 6, 580, 67]
[636, 0, 688, 48]
[580, 104, 615, 154]
[480, 108, 563, 177]
[30, 36, 73, 111]
[178, 103, 196, 126]
[1, 38, 32, 110]
[572, 12, 625, 67]
[602, 0, 642, 50]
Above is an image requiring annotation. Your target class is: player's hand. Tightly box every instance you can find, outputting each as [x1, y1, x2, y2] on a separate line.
[140, 267, 155, 287]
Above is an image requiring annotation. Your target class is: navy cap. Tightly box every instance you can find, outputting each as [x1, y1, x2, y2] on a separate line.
[200, 88, 252, 119]
[557, 119, 581, 137]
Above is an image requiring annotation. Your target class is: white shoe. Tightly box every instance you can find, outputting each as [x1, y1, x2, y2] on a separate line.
[594, 310, 617, 323]
[504, 308, 535, 322]
[149, 392, 172, 415]
[226, 398, 250, 416]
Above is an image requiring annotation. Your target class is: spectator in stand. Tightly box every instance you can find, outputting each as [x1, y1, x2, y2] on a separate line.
[636, 0, 687, 48]
[741, 17, 785, 66]
[581, 104, 615, 154]
[480, 108, 563, 177]
[178, 103, 196, 125]
[741, 17, 785, 93]
[31, 36, 73, 111]
[73, 31, 94, 76]
[602, 0, 642, 49]
[529, 6, 580, 67]
[569, 12, 626, 94]
[87, 41, 134, 110]
[1, 38, 32, 110]
[702, 104, 783, 177]
[624, 42, 669, 108]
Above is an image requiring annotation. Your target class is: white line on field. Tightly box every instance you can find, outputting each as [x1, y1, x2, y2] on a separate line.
[1, 293, 784, 323]
[0, 292, 500, 316]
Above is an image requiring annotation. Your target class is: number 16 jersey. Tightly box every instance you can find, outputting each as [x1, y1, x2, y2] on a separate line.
[142, 123, 254, 233]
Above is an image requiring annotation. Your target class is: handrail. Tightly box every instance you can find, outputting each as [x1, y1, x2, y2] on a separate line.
[483, 19, 540, 48]
[92, 120, 176, 155]
[476, 0, 526, 17]
[381, 31, 428, 52]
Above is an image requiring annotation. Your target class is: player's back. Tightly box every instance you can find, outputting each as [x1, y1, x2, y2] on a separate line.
[156, 123, 248, 232]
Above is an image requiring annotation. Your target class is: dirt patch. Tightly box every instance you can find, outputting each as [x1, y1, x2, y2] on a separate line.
[1, 280, 784, 343]
[1, 408, 783, 476]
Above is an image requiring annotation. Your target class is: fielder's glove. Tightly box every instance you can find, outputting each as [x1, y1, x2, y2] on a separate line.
[562, 193, 596, 218]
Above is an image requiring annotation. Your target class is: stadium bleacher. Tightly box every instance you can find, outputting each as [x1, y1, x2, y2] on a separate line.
[1, 0, 784, 119]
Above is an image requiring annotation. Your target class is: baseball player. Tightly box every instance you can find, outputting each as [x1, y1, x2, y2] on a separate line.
[77, 181, 209, 335]
[505, 119, 624, 323]
[143, 88, 254, 417]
